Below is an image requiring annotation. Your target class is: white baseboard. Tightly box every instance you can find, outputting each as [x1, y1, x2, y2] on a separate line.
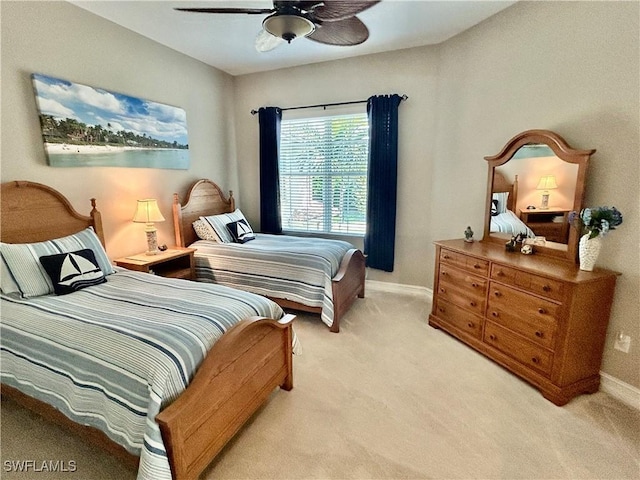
[600, 372, 640, 410]
[365, 280, 433, 301]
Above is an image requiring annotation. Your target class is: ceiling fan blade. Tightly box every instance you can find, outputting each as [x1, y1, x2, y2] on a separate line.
[310, 1, 379, 22]
[174, 7, 275, 14]
[255, 28, 285, 52]
[307, 16, 369, 46]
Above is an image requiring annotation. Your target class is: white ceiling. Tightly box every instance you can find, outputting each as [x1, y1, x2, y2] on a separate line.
[69, 1, 516, 76]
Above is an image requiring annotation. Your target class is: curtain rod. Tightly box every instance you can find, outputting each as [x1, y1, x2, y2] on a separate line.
[250, 94, 408, 115]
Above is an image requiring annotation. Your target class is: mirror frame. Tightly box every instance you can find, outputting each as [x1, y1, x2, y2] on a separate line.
[482, 129, 595, 263]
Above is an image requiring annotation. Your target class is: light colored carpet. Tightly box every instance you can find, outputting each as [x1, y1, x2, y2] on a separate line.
[2, 285, 639, 479]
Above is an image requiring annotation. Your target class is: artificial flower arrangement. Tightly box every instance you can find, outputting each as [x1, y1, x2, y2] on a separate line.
[568, 206, 623, 239]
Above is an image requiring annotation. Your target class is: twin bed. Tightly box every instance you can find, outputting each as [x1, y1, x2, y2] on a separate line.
[490, 172, 535, 238]
[172, 179, 366, 333]
[1, 181, 296, 480]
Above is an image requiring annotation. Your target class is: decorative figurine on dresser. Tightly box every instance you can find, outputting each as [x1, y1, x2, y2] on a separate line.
[429, 129, 620, 406]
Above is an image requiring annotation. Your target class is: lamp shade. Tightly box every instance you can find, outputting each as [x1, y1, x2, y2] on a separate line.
[132, 199, 165, 224]
[263, 13, 315, 43]
[536, 175, 558, 190]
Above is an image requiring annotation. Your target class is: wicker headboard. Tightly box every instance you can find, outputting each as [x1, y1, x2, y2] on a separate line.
[1, 181, 105, 246]
[492, 172, 518, 212]
[173, 179, 235, 247]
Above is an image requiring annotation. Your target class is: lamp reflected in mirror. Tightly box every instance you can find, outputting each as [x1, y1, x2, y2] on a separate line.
[536, 174, 558, 210]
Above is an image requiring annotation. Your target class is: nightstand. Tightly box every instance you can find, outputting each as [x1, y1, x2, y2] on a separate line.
[114, 247, 196, 280]
[520, 208, 570, 243]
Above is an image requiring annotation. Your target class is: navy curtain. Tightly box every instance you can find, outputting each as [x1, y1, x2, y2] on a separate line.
[364, 94, 402, 272]
[258, 107, 283, 234]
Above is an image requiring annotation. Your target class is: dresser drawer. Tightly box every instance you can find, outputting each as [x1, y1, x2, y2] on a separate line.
[438, 265, 487, 315]
[433, 298, 483, 340]
[440, 249, 489, 276]
[487, 282, 559, 349]
[484, 321, 553, 376]
[491, 263, 564, 302]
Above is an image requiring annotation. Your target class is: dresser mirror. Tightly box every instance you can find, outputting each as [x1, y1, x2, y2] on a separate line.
[482, 130, 595, 263]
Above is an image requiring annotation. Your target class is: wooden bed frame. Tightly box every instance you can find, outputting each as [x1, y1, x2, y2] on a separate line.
[492, 171, 518, 211]
[1, 180, 295, 480]
[172, 179, 366, 333]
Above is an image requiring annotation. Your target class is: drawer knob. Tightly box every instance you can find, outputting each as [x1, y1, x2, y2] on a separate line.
[496, 270, 505, 277]
[467, 322, 474, 328]
[438, 307, 445, 313]
[443, 254, 450, 260]
[491, 311, 499, 318]
[531, 357, 540, 364]
[494, 291, 502, 297]
[473, 263, 481, 269]
[535, 331, 544, 338]
[470, 301, 477, 307]
[441, 271, 448, 276]
[542, 285, 551, 292]
[538, 308, 546, 315]
[471, 282, 478, 288]
[489, 334, 497, 341]
[440, 287, 446, 293]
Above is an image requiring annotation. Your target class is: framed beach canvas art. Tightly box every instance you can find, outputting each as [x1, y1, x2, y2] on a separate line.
[31, 73, 189, 169]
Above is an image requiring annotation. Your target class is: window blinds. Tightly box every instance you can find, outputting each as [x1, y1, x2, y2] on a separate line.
[279, 113, 369, 235]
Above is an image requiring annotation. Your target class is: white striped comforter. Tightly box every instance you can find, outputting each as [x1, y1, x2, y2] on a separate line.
[190, 234, 355, 329]
[490, 210, 536, 238]
[1, 268, 285, 480]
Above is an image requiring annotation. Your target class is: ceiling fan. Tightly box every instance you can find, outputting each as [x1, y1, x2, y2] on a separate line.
[175, 1, 380, 52]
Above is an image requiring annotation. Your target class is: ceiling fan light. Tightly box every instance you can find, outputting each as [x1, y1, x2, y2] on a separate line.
[262, 14, 315, 43]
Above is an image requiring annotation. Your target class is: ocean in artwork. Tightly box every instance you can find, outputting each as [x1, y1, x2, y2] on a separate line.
[46, 144, 190, 169]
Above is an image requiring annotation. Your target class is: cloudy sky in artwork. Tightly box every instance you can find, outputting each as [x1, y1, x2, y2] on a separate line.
[32, 74, 189, 145]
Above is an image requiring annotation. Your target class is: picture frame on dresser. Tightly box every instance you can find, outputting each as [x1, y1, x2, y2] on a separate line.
[429, 130, 620, 406]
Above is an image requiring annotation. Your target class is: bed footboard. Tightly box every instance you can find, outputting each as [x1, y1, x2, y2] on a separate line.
[330, 249, 366, 333]
[155, 314, 295, 480]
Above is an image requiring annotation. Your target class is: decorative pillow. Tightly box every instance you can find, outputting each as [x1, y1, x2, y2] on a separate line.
[226, 219, 256, 243]
[0, 227, 114, 298]
[39, 248, 107, 295]
[201, 209, 251, 244]
[492, 192, 509, 214]
[192, 219, 220, 242]
[491, 199, 499, 216]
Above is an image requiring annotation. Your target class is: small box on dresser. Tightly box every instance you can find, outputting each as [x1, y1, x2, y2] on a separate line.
[429, 239, 619, 406]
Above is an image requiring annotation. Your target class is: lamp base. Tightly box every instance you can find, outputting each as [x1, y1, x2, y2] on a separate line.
[540, 192, 550, 210]
[145, 228, 159, 255]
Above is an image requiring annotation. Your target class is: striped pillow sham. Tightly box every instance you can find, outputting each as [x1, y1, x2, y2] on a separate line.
[0, 227, 114, 298]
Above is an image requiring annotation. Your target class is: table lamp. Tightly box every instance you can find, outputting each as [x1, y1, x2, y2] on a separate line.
[133, 199, 165, 255]
[536, 175, 558, 210]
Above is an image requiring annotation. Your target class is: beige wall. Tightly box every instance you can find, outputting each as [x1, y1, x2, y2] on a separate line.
[233, 1, 639, 388]
[1, 1, 236, 259]
[1, 1, 638, 388]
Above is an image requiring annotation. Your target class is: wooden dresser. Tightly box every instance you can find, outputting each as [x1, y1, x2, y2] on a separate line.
[428, 239, 618, 406]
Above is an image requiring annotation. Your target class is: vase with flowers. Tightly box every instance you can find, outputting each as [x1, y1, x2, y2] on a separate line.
[568, 206, 623, 271]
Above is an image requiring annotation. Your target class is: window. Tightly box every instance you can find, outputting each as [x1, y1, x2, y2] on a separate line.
[279, 113, 369, 235]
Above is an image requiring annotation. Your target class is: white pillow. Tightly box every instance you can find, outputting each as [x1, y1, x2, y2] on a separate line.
[492, 192, 509, 214]
[200, 209, 251, 244]
[192, 219, 220, 242]
[0, 227, 114, 298]
[0, 252, 21, 295]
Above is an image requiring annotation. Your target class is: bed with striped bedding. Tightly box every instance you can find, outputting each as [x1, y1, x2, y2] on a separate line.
[1, 268, 288, 480]
[490, 210, 536, 238]
[191, 234, 352, 330]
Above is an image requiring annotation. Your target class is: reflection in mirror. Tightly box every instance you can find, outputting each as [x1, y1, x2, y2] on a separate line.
[483, 130, 595, 263]
[492, 144, 580, 247]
